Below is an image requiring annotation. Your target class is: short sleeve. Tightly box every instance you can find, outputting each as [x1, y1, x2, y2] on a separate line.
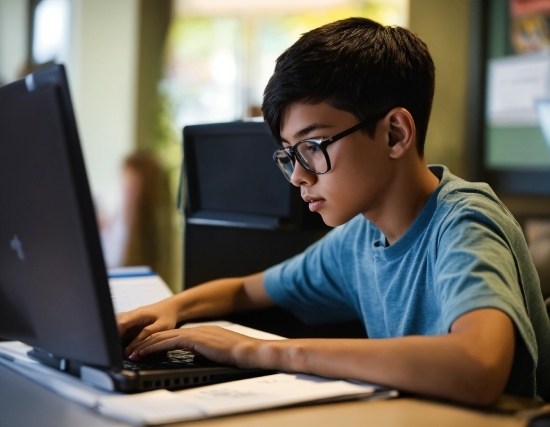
[435, 205, 538, 396]
[263, 225, 359, 324]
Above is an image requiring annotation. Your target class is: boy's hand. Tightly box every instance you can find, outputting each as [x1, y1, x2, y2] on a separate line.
[127, 325, 260, 368]
[116, 273, 271, 361]
[117, 299, 180, 358]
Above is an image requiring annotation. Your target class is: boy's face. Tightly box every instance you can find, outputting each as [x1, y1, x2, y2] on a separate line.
[279, 102, 394, 227]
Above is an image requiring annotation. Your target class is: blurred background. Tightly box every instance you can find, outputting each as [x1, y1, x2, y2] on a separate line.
[1, 0, 550, 296]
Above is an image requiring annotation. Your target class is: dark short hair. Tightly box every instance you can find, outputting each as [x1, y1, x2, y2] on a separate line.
[262, 17, 435, 156]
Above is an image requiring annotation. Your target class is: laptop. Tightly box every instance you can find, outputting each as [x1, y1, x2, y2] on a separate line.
[0, 64, 271, 392]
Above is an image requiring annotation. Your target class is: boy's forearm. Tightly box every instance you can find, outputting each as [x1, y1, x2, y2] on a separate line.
[170, 272, 273, 323]
[246, 309, 514, 406]
[250, 334, 506, 406]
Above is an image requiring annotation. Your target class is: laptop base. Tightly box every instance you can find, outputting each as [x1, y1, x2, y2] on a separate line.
[29, 346, 273, 393]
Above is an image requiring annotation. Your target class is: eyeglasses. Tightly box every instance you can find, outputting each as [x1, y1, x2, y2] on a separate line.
[272, 111, 387, 182]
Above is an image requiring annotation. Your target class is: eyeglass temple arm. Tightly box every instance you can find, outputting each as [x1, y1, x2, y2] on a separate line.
[323, 112, 387, 145]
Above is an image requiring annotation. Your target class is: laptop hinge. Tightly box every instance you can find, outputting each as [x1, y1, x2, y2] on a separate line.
[80, 366, 138, 392]
[80, 366, 116, 391]
[27, 347, 77, 374]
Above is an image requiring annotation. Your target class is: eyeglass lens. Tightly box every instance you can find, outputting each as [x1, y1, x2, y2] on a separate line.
[296, 141, 327, 173]
[274, 140, 328, 181]
[273, 151, 295, 181]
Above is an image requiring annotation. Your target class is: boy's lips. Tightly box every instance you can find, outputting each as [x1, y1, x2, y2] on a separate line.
[303, 195, 325, 212]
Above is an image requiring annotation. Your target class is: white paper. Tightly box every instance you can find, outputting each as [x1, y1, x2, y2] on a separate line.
[97, 373, 390, 425]
[487, 53, 550, 126]
[109, 275, 173, 314]
[181, 320, 286, 341]
[175, 373, 382, 415]
[98, 390, 206, 425]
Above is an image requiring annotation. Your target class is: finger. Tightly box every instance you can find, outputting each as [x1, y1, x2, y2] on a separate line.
[116, 313, 134, 337]
[129, 332, 186, 360]
[133, 332, 237, 367]
[127, 328, 185, 356]
[124, 323, 170, 357]
[136, 336, 192, 358]
[117, 312, 152, 338]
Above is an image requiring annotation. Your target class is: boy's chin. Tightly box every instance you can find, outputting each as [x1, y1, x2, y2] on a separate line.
[319, 212, 351, 228]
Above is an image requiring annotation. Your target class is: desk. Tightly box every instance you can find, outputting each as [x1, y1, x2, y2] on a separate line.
[1, 363, 546, 427]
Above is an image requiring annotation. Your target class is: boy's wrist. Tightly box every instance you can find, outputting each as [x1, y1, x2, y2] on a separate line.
[170, 292, 195, 324]
[229, 339, 278, 370]
[249, 340, 298, 372]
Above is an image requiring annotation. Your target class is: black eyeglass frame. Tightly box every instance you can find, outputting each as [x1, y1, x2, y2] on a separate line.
[273, 110, 389, 179]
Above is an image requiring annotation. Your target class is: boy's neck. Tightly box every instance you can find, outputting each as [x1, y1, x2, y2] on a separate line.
[365, 162, 440, 245]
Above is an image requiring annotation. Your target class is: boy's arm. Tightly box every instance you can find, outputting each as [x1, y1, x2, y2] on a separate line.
[129, 307, 514, 406]
[261, 307, 515, 406]
[118, 272, 274, 356]
[171, 272, 273, 322]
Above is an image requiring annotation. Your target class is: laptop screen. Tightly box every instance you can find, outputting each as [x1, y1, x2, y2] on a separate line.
[0, 65, 121, 368]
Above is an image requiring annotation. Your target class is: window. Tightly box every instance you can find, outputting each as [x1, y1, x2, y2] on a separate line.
[162, 0, 409, 130]
[31, 0, 70, 66]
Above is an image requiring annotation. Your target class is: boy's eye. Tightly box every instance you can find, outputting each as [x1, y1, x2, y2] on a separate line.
[303, 141, 322, 153]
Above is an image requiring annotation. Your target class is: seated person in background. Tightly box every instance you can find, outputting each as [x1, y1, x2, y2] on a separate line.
[121, 152, 173, 279]
[99, 151, 174, 284]
[117, 17, 550, 406]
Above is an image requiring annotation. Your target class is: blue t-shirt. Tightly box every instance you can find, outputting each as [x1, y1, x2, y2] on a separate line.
[264, 165, 550, 399]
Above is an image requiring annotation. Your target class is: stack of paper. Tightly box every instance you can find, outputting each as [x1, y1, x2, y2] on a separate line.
[108, 271, 173, 314]
[98, 373, 396, 425]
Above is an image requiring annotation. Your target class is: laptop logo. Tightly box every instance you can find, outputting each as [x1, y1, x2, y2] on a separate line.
[10, 235, 26, 261]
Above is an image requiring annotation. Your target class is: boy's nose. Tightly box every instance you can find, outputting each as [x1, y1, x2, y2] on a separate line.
[290, 161, 316, 187]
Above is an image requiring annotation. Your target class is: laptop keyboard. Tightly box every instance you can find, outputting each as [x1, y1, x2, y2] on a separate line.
[123, 349, 221, 371]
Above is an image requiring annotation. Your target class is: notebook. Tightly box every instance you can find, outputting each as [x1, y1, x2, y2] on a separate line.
[0, 64, 271, 392]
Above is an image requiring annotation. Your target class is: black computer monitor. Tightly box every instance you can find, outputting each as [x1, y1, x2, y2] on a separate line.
[183, 121, 322, 230]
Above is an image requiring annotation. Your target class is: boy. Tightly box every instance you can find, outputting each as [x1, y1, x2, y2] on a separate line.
[118, 17, 550, 405]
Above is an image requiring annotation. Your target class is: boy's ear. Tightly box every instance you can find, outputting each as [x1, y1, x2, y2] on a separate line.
[386, 108, 416, 159]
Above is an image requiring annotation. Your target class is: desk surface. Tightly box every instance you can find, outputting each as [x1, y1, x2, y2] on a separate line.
[1, 363, 544, 427]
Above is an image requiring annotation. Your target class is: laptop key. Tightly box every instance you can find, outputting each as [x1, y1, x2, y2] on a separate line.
[122, 349, 223, 371]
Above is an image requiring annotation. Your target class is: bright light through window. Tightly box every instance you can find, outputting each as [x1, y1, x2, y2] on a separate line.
[32, 0, 70, 64]
[210, 53, 237, 85]
[162, 0, 409, 131]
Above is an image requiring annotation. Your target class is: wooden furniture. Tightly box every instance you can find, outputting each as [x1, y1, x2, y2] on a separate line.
[2, 363, 547, 427]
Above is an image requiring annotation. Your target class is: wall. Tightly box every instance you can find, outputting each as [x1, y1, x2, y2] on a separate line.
[135, 0, 171, 153]
[135, 0, 182, 292]
[0, 0, 28, 85]
[67, 0, 140, 217]
[408, 0, 471, 179]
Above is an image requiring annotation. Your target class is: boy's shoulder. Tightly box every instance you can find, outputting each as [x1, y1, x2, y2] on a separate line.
[429, 166, 526, 251]
[432, 165, 495, 200]
[431, 165, 512, 222]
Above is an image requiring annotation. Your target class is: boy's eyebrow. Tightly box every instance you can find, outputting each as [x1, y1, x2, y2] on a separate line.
[281, 123, 332, 144]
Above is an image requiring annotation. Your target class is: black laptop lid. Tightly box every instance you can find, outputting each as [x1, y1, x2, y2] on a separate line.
[0, 65, 122, 368]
